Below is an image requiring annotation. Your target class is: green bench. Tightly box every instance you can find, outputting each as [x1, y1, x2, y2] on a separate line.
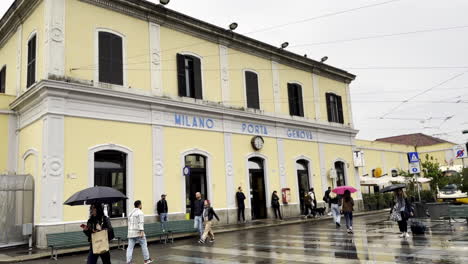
[113, 226, 128, 250]
[449, 205, 468, 224]
[47, 231, 89, 260]
[165, 220, 197, 243]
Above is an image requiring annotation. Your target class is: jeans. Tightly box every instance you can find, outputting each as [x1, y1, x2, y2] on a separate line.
[304, 204, 315, 217]
[238, 207, 245, 222]
[201, 220, 214, 241]
[397, 212, 408, 232]
[331, 203, 341, 224]
[194, 216, 204, 237]
[160, 213, 168, 230]
[344, 211, 353, 229]
[87, 246, 111, 264]
[126, 236, 150, 263]
[273, 206, 282, 219]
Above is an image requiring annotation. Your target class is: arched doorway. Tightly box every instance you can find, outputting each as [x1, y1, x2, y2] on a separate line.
[296, 159, 310, 215]
[185, 154, 207, 219]
[335, 161, 346, 187]
[249, 157, 267, 220]
[94, 150, 127, 218]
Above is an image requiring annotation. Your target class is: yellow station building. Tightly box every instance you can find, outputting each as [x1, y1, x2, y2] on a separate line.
[0, 0, 364, 248]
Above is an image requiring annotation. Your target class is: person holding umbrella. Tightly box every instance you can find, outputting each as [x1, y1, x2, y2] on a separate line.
[390, 188, 413, 238]
[342, 190, 354, 233]
[81, 203, 114, 264]
[331, 186, 357, 228]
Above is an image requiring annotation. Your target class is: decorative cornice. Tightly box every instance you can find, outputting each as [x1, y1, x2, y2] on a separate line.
[77, 0, 355, 83]
[11, 79, 360, 137]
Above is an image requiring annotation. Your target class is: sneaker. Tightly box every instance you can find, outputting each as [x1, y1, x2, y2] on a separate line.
[209, 239, 215, 243]
[336, 222, 341, 228]
[144, 259, 154, 264]
[399, 233, 405, 238]
[349, 229, 353, 234]
[198, 239, 205, 244]
[405, 232, 410, 238]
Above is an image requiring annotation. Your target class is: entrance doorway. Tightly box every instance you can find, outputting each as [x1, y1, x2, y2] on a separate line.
[94, 150, 127, 218]
[296, 159, 310, 215]
[185, 154, 207, 219]
[248, 157, 267, 220]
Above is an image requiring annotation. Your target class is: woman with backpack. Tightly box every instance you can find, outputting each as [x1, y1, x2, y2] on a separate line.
[390, 189, 413, 238]
[342, 190, 354, 233]
[81, 203, 114, 264]
[271, 191, 283, 220]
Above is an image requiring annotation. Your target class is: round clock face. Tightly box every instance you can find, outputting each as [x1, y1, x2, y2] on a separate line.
[252, 136, 264, 150]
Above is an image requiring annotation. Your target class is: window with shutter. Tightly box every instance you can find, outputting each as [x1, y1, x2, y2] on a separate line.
[27, 35, 36, 88]
[176, 53, 203, 99]
[245, 71, 260, 109]
[0, 66, 5, 93]
[98, 32, 123, 86]
[288, 83, 304, 117]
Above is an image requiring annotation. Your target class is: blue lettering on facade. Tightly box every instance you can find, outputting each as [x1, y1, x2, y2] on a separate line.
[287, 129, 312, 140]
[174, 114, 215, 130]
[241, 123, 268, 135]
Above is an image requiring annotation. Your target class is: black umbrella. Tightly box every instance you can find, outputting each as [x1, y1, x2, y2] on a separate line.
[380, 183, 406, 193]
[64, 186, 127, 206]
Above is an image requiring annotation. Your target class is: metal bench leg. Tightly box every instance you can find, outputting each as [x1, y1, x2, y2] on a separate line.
[117, 238, 125, 250]
[50, 247, 58, 260]
[169, 232, 173, 243]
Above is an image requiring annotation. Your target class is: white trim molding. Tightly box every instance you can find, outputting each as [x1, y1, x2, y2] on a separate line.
[15, 24, 22, 96]
[21, 148, 40, 223]
[94, 28, 128, 88]
[152, 125, 165, 211]
[88, 143, 134, 215]
[345, 83, 354, 128]
[149, 22, 162, 96]
[271, 61, 281, 113]
[44, 0, 65, 78]
[219, 44, 230, 105]
[180, 148, 213, 210]
[318, 143, 328, 194]
[276, 138, 286, 189]
[224, 133, 235, 208]
[7, 114, 18, 173]
[312, 73, 320, 121]
[41, 114, 65, 222]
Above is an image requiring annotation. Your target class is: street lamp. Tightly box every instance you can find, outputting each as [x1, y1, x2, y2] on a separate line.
[228, 22, 238, 31]
[159, 0, 170, 5]
[321, 56, 328, 63]
[280, 42, 289, 49]
[463, 130, 468, 134]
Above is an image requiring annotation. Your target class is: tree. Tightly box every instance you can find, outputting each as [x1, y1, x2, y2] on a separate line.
[420, 154, 444, 198]
[461, 168, 468, 193]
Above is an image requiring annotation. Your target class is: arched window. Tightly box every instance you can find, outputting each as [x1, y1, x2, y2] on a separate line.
[177, 54, 202, 99]
[334, 161, 346, 186]
[98, 31, 123, 85]
[245, 71, 260, 109]
[185, 154, 207, 218]
[288, 83, 304, 117]
[326, 93, 344, 123]
[0, 66, 6, 93]
[94, 150, 127, 218]
[27, 34, 37, 88]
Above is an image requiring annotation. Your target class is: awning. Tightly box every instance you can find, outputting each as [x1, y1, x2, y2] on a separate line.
[360, 175, 431, 186]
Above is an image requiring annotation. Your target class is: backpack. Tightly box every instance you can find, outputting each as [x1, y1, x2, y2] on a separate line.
[305, 193, 313, 205]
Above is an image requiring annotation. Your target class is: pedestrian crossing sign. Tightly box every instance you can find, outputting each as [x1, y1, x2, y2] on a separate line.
[407, 152, 419, 163]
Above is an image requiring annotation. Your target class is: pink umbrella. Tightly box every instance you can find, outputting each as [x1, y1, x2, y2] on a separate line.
[332, 186, 357, 195]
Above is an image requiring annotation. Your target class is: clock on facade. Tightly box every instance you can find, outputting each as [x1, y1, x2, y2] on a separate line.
[251, 136, 264, 150]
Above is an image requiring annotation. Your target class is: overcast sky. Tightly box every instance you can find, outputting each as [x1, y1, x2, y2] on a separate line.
[1, 0, 467, 144]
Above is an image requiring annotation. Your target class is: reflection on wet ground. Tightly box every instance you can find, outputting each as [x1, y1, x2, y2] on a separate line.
[23, 212, 468, 263]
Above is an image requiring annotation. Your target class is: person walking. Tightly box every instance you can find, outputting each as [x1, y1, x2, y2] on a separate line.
[198, 200, 220, 244]
[304, 191, 314, 218]
[329, 192, 342, 227]
[271, 191, 283, 220]
[156, 194, 168, 231]
[390, 189, 413, 238]
[236, 187, 246, 223]
[192, 192, 205, 239]
[81, 203, 114, 264]
[126, 200, 153, 264]
[342, 190, 354, 233]
[323, 187, 331, 215]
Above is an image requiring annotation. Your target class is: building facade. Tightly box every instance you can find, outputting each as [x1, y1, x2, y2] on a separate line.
[0, 0, 361, 248]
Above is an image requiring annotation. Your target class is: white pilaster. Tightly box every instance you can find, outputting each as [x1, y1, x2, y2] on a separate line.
[16, 24, 22, 96]
[219, 45, 230, 104]
[149, 22, 162, 96]
[354, 167, 362, 199]
[318, 143, 328, 194]
[381, 151, 387, 175]
[44, 0, 65, 78]
[224, 133, 235, 208]
[152, 125, 165, 209]
[7, 114, 18, 173]
[312, 73, 321, 120]
[345, 83, 354, 128]
[277, 139, 286, 188]
[271, 61, 281, 113]
[41, 112, 65, 222]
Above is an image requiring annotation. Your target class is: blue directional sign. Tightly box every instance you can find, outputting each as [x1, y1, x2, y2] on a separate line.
[407, 152, 420, 163]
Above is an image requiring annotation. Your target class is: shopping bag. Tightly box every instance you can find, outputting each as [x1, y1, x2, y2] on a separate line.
[91, 230, 109, 254]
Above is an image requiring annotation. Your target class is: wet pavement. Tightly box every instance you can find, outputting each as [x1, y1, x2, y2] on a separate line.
[19, 213, 468, 263]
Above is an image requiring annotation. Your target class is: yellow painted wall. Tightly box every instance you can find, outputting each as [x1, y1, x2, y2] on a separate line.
[318, 76, 349, 125]
[160, 27, 221, 102]
[0, 31, 18, 95]
[0, 94, 15, 109]
[17, 120, 43, 220]
[278, 64, 315, 119]
[163, 127, 226, 211]
[20, 1, 44, 92]
[323, 143, 354, 187]
[227, 51, 274, 111]
[66, 0, 150, 91]
[63, 117, 152, 221]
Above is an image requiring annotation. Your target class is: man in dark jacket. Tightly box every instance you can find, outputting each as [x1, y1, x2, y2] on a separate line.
[236, 187, 246, 223]
[156, 194, 168, 231]
[323, 187, 331, 214]
[192, 192, 205, 238]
